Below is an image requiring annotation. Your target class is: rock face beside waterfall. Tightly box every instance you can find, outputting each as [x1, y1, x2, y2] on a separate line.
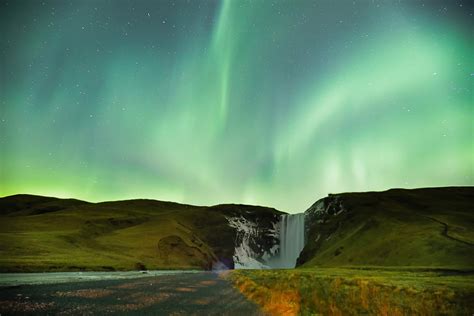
[216, 206, 306, 269]
[297, 187, 474, 268]
[211, 204, 283, 269]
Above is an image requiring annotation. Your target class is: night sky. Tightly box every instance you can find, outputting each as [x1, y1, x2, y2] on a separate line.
[1, 0, 473, 213]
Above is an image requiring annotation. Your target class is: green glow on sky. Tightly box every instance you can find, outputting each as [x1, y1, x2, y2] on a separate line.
[1, 0, 473, 212]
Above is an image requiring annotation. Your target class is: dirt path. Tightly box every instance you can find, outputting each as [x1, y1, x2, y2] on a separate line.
[0, 272, 264, 315]
[423, 215, 474, 247]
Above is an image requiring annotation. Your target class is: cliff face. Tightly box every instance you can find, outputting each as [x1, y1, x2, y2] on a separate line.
[0, 195, 283, 272]
[210, 204, 282, 269]
[297, 187, 474, 268]
[297, 194, 349, 266]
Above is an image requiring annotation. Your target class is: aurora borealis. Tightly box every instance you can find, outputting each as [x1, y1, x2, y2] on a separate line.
[1, 0, 472, 213]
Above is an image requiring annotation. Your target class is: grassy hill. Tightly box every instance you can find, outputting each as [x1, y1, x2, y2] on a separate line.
[0, 194, 282, 272]
[298, 187, 474, 269]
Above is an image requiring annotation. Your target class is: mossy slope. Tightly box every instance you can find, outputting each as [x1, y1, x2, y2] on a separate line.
[0, 194, 282, 272]
[299, 187, 474, 269]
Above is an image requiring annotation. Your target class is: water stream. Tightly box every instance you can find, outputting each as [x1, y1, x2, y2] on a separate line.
[279, 213, 305, 268]
[267, 213, 305, 268]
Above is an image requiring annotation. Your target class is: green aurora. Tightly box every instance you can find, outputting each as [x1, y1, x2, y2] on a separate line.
[1, 0, 473, 213]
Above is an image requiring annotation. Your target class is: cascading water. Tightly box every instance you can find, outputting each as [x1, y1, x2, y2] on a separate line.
[267, 213, 305, 268]
[280, 213, 305, 268]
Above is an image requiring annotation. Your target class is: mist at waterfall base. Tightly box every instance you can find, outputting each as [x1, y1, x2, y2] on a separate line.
[267, 214, 306, 269]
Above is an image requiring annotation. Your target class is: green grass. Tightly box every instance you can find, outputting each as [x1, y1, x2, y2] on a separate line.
[299, 187, 474, 269]
[0, 194, 281, 272]
[227, 267, 474, 315]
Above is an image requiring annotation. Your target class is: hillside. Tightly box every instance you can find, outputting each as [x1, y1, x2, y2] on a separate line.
[298, 187, 474, 269]
[228, 187, 474, 315]
[0, 194, 283, 272]
[2, 187, 472, 273]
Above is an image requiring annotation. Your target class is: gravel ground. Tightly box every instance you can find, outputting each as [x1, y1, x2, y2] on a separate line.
[0, 272, 264, 315]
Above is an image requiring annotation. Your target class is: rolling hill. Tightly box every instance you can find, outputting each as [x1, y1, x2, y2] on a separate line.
[2, 187, 473, 274]
[0, 194, 282, 272]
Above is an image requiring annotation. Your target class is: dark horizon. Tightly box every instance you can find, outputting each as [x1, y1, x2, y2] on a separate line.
[2, 185, 472, 214]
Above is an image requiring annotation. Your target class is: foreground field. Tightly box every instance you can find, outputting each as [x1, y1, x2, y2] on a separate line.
[227, 267, 474, 315]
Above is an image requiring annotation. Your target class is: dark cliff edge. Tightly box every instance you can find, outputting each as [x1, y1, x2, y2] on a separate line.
[297, 187, 474, 269]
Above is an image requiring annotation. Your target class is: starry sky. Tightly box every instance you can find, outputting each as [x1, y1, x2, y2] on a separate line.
[1, 0, 473, 213]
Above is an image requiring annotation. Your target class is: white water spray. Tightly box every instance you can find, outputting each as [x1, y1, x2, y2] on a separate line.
[268, 213, 305, 268]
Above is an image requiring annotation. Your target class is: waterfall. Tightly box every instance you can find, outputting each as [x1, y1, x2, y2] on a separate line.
[280, 213, 305, 268]
[268, 213, 305, 268]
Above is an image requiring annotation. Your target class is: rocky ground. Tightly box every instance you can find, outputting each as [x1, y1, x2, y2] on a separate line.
[0, 272, 264, 315]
